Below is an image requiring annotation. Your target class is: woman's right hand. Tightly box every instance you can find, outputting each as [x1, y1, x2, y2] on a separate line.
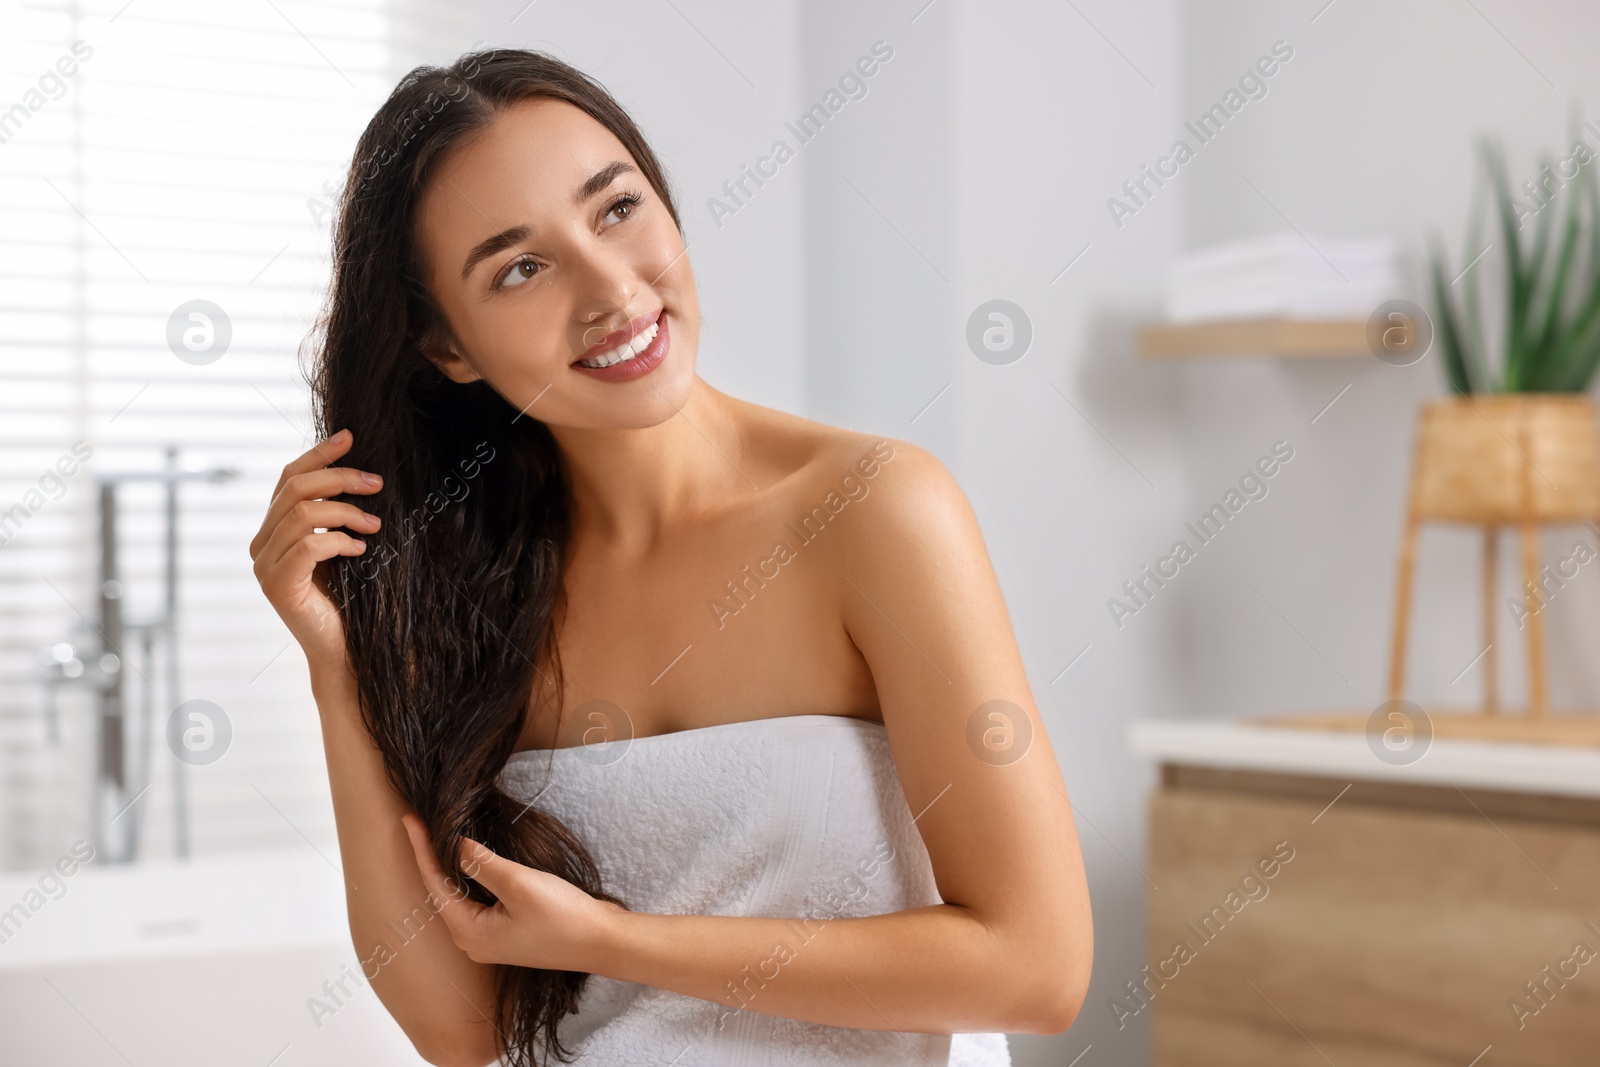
[249, 428, 385, 673]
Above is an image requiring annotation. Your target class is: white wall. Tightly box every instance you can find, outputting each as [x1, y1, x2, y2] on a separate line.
[797, 0, 957, 459]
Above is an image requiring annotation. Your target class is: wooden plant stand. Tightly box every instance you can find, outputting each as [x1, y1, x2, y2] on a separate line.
[1260, 394, 1600, 747]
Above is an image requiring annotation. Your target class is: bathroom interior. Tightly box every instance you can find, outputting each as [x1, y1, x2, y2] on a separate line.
[2, 0, 1598, 1064]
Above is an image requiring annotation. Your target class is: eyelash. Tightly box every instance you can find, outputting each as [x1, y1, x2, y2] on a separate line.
[607, 190, 645, 222]
[491, 191, 647, 292]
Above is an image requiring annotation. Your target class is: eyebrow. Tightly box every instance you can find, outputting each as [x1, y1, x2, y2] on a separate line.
[460, 224, 530, 282]
[575, 160, 637, 205]
[458, 160, 641, 282]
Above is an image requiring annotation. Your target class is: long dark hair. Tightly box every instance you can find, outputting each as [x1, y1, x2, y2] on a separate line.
[306, 48, 682, 1065]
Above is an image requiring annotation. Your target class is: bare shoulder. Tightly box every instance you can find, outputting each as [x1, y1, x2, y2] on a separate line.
[834, 435, 982, 571]
[727, 398, 959, 509]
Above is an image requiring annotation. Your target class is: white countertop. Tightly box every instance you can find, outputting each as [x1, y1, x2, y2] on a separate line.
[1128, 719, 1600, 799]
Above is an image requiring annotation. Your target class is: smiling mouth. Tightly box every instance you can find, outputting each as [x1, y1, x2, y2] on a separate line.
[574, 312, 662, 369]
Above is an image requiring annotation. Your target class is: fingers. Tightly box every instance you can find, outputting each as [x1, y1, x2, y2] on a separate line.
[252, 427, 383, 559]
[269, 465, 385, 516]
[255, 498, 381, 573]
[455, 836, 510, 896]
[401, 814, 483, 918]
[401, 812, 448, 894]
[251, 531, 367, 605]
[256, 468, 383, 561]
[272, 428, 353, 500]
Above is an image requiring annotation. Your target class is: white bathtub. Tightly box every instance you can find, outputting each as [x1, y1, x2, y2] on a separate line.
[0, 848, 430, 1066]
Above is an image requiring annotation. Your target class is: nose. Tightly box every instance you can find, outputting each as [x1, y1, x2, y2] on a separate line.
[571, 238, 640, 355]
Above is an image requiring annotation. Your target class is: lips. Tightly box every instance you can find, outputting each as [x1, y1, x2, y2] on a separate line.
[570, 310, 671, 382]
[573, 309, 664, 366]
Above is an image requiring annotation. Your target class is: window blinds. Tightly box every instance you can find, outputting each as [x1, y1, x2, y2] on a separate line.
[0, 0, 469, 869]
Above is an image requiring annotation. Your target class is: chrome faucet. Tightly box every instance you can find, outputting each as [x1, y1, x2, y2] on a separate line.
[37, 445, 238, 863]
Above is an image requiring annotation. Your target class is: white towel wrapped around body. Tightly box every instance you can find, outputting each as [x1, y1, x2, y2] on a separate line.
[496, 713, 1014, 1066]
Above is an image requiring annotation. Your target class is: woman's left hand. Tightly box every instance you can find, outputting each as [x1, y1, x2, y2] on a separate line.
[401, 812, 622, 973]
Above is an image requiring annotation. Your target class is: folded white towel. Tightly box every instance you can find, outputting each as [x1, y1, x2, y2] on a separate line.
[496, 714, 1014, 1066]
[1163, 231, 1402, 322]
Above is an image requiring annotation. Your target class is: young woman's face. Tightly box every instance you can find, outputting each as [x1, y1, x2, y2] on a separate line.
[414, 96, 699, 430]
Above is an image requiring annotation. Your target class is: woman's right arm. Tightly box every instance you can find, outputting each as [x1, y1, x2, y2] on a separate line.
[250, 429, 502, 1067]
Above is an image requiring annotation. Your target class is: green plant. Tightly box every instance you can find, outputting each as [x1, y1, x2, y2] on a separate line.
[1429, 136, 1600, 394]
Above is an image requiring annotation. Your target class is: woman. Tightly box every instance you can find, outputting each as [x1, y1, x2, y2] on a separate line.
[250, 48, 1091, 1067]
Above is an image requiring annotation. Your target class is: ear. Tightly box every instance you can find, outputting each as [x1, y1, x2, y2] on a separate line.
[419, 326, 482, 385]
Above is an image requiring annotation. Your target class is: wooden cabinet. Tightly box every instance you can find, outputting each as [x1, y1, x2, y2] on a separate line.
[1131, 724, 1600, 1065]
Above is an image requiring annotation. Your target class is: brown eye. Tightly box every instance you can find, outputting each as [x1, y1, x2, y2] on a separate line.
[604, 192, 643, 225]
[496, 257, 539, 290]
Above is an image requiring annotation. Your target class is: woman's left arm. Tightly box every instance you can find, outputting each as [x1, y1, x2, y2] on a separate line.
[405, 439, 1093, 1038]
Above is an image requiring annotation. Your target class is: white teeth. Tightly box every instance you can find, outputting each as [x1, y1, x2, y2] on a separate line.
[579, 319, 660, 368]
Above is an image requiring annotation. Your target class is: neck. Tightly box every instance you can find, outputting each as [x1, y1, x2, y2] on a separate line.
[548, 377, 751, 550]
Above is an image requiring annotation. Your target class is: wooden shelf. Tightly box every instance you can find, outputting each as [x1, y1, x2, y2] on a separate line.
[1138, 317, 1370, 359]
